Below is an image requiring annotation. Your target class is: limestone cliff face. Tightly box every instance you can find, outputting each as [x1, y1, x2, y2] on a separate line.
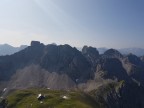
[90, 81, 144, 108]
[82, 46, 99, 65]
[122, 54, 144, 84]
[40, 44, 91, 82]
[0, 41, 91, 90]
[95, 58, 129, 81]
[9, 64, 76, 90]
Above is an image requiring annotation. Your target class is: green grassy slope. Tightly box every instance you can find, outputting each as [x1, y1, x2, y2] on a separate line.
[7, 89, 100, 108]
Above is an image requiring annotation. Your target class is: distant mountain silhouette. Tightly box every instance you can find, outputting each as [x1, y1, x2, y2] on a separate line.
[0, 44, 27, 55]
[119, 48, 144, 56]
[79, 47, 144, 56]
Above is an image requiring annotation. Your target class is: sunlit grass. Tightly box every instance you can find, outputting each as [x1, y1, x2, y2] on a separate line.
[7, 89, 99, 108]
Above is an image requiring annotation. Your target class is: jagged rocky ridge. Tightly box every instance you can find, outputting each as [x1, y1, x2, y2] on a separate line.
[0, 41, 144, 108]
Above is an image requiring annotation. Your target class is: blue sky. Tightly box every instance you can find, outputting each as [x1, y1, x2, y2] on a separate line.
[0, 0, 144, 48]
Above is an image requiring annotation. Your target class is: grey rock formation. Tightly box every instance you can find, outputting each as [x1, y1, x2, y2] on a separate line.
[82, 46, 99, 65]
[9, 64, 76, 90]
[103, 49, 123, 58]
[95, 58, 129, 81]
[0, 41, 91, 90]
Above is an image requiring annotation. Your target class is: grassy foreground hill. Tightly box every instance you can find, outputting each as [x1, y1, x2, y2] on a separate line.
[6, 89, 99, 108]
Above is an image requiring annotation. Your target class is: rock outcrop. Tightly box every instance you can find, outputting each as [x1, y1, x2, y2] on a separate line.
[103, 49, 123, 59]
[82, 46, 99, 65]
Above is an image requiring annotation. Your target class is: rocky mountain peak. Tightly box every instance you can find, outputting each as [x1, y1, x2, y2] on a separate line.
[103, 49, 123, 58]
[82, 46, 99, 65]
[95, 58, 128, 81]
[31, 41, 44, 47]
[82, 46, 99, 56]
[125, 53, 143, 66]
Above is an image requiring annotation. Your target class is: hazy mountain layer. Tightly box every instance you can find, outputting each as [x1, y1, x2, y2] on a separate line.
[0, 44, 27, 56]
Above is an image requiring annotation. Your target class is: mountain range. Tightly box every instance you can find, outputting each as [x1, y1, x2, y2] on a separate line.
[1, 44, 144, 56]
[0, 41, 144, 108]
[0, 44, 27, 56]
[1, 44, 144, 57]
[78, 47, 144, 56]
